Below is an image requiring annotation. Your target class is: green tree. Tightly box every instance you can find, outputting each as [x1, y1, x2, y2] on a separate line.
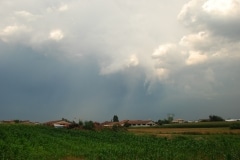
[113, 115, 119, 122]
[167, 114, 175, 123]
[209, 115, 225, 121]
[78, 120, 83, 126]
[83, 121, 94, 130]
[14, 120, 20, 123]
[157, 119, 170, 125]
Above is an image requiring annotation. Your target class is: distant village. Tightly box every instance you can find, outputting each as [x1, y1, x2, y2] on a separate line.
[1, 115, 240, 129]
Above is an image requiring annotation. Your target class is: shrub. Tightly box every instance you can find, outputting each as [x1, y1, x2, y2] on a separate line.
[112, 124, 127, 132]
[230, 123, 240, 129]
[83, 121, 94, 130]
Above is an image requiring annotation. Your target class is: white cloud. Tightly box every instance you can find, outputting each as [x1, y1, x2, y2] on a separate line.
[178, 0, 240, 40]
[127, 54, 139, 67]
[100, 54, 139, 75]
[155, 68, 169, 80]
[2, 25, 19, 35]
[58, 4, 69, 12]
[180, 31, 210, 49]
[47, 3, 69, 13]
[49, 29, 64, 41]
[100, 62, 123, 75]
[144, 0, 240, 98]
[152, 44, 176, 58]
[177, 0, 203, 28]
[15, 10, 41, 21]
[186, 51, 208, 65]
[150, 44, 185, 81]
[202, 0, 237, 15]
[0, 25, 31, 42]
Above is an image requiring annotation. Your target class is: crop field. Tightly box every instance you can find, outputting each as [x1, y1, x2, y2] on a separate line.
[128, 127, 240, 137]
[1, 124, 240, 160]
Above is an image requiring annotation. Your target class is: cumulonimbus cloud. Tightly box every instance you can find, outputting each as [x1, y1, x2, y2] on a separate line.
[147, 0, 240, 97]
[0, 0, 240, 121]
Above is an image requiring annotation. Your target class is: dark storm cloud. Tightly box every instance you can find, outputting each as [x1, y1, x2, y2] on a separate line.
[0, 44, 69, 120]
[0, 43, 167, 122]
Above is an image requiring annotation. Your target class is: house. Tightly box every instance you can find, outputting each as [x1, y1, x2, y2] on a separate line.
[44, 120, 71, 128]
[225, 119, 240, 122]
[172, 119, 185, 124]
[20, 120, 36, 125]
[2, 120, 15, 124]
[101, 121, 120, 127]
[123, 120, 157, 127]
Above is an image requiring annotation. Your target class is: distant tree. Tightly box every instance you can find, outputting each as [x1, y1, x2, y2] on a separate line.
[167, 114, 175, 123]
[14, 120, 20, 123]
[157, 119, 170, 125]
[113, 115, 119, 122]
[78, 120, 83, 126]
[68, 122, 79, 129]
[209, 115, 225, 121]
[83, 121, 94, 130]
[62, 118, 70, 122]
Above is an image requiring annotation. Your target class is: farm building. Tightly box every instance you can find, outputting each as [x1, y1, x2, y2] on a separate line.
[102, 121, 120, 127]
[123, 120, 157, 127]
[225, 119, 240, 122]
[101, 120, 156, 127]
[172, 119, 185, 124]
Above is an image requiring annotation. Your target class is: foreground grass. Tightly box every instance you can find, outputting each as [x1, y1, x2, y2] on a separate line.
[0, 124, 240, 160]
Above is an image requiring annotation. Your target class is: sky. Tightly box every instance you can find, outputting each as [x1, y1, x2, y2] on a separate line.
[0, 0, 240, 122]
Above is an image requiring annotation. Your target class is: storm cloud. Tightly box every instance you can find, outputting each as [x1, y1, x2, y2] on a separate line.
[0, 0, 240, 122]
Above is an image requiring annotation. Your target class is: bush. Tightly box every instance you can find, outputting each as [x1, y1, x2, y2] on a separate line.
[123, 122, 131, 128]
[209, 115, 225, 121]
[83, 121, 94, 130]
[230, 123, 240, 129]
[112, 124, 127, 132]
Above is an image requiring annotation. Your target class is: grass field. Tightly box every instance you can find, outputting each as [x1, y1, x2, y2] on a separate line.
[128, 122, 240, 137]
[1, 124, 240, 160]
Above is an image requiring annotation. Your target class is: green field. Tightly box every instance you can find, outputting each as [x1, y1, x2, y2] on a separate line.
[0, 124, 240, 160]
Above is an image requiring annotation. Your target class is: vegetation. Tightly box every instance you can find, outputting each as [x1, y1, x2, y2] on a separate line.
[1, 124, 240, 160]
[157, 114, 175, 125]
[83, 121, 94, 130]
[156, 119, 171, 125]
[209, 115, 225, 121]
[113, 115, 119, 122]
[230, 123, 240, 129]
